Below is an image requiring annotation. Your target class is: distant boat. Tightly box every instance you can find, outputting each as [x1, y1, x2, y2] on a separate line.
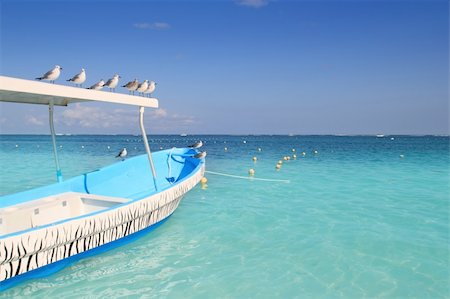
[0, 76, 206, 290]
[180, 133, 188, 137]
[376, 134, 385, 138]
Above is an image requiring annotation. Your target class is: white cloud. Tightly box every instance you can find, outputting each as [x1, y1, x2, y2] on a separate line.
[151, 108, 168, 118]
[236, 0, 269, 8]
[133, 22, 171, 30]
[58, 104, 198, 133]
[26, 115, 45, 126]
[61, 104, 127, 128]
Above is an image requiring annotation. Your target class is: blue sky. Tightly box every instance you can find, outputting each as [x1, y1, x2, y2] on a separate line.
[0, 0, 448, 135]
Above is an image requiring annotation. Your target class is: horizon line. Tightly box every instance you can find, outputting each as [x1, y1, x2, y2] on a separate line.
[0, 133, 448, 137]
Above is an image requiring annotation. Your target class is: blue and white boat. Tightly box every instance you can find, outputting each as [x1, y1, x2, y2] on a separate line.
[0, 76, 206, 290]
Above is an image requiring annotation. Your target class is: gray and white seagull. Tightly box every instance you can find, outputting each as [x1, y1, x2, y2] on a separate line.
[136, 80, 149, 96]
[116, 148, 127, 160]
[36, 65, 62, 83]
[104, 74, 121, 92]
[67, 68, 86, 87]
[87, 79, 105, 90]
[144, 81, 157, 98]
[122, 79, 139, 95]
[188, 140, 203, 149]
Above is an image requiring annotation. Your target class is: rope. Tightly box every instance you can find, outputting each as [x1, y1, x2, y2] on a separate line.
[205, 170, 290, 183]
[167, 147, 176, 184]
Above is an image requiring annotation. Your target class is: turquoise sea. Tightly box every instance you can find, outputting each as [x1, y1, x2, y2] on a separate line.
[0, 135, 448, 298]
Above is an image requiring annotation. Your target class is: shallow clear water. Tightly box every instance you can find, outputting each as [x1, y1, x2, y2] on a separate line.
[0, 135, 449, 298]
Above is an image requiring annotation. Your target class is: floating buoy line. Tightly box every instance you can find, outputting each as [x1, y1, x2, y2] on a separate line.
[205, 170, 290, 183]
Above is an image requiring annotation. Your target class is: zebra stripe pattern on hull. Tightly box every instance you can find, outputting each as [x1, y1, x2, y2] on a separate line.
[0, 165, 204, 282]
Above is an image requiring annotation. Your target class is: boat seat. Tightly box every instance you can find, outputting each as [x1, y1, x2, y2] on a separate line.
[0, 192, 130, 236]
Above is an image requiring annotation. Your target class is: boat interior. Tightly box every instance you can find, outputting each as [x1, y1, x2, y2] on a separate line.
[0, 148, 203, 237]
[0, 192, 129, 236]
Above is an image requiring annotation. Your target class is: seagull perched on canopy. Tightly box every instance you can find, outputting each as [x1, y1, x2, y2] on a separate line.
[87, 79, 105, 90]
[116, 148, 127, 160]
[144, 81, 157, 98]
[104, 74, 120, 92]
[36, 65, 62, 83]
[67, 68, 86, 87]
[136, 80, 149, 96]
[122, 79, 139, 95]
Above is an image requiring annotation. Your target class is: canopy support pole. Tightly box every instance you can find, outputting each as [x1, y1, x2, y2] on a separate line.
[49, 100, 63, 182]
[139, 106, 158, 191]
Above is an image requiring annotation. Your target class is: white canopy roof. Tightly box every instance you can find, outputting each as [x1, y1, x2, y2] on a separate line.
[0, 76, 158, 108]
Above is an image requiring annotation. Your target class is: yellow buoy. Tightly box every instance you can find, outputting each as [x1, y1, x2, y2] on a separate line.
[293, 154, 297, 159]
[201, 177, 208, 189]
[313, 150, 318, 154]
[252, 156, 257, 162]
[258, 147, 262, 152]
[224, 147, 228, 151]
[287, 156, 291, 160]
[248, 168, 255, 176]
[292, 148, 296, 152]
[302, 152, 306, 156]
[276, 164, 281, 170]
[278, 160, 283, 165]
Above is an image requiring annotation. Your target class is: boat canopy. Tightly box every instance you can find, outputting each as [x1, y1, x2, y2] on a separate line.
[0, 76, 158, 108]
[0, 75, 160, 188]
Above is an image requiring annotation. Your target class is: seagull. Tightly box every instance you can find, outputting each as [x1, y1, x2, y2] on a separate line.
[116, 148, 127, 160]
[66, 68, 86, 87]
[104, 74, 121, 92]
[122, 79, 139, 95]
[144, 81, 157, 98]
[36, 65, 62, 83]
[87, 79, 105, 90]
[188, 140, 203, 149]
[194, 151, 207, 159]
[136, 80, 149, 96]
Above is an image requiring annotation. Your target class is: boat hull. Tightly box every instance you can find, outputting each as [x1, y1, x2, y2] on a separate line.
[0, 154, 205, 289]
